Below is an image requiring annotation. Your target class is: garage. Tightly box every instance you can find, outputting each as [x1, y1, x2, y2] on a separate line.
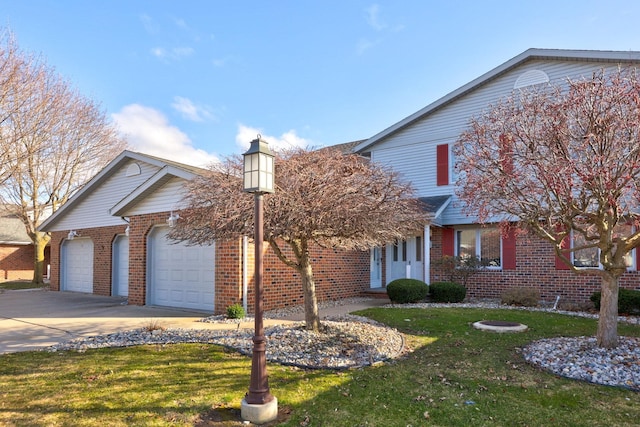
[147, 226, 215, 311]
[61, 238, 94, 293]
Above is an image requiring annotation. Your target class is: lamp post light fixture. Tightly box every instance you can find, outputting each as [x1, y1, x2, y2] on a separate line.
[240, 135, 277, 424]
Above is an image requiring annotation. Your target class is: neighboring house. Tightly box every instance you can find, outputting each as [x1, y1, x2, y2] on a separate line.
[355, 48, 640, 303]
[0, 209, 50, 281]
[38, 151, 369, 313]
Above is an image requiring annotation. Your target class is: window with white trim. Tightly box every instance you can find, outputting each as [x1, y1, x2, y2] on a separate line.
[455, 227, 501, 268]
[572, 224, 635, 270]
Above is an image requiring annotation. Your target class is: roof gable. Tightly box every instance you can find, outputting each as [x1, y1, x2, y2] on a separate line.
[355, 48, 640, 153]
[38, 150, 205, 232]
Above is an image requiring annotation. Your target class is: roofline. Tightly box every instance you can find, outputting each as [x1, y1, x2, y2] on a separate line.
[354, 48, 640, 153]
[38, 150, 203, 231]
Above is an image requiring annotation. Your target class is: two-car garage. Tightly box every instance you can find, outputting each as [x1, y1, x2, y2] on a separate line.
[60, 227, 215, 312]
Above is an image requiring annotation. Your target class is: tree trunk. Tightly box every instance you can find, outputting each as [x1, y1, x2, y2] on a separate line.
[300, 252, 320, 332]
[32, 231, 50, 285]
[597, 273, 619, 348]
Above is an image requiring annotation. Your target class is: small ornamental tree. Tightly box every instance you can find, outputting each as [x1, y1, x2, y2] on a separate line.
[454, 67, 640, 348]
[172, 147, 428, 331]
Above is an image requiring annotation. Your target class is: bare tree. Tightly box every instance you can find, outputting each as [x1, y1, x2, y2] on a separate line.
[454, 67, 640, 348]
[0, 30, 127, 284]
[172, 147, 428, 331]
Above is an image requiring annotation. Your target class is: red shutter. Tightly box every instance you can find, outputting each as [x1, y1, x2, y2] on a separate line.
[442, 228, 454, 256]
[555, 235, 571, 270]
[436, 144, 449, 186]
[502, 230, 516, 270]
[636, 247, 640, 271]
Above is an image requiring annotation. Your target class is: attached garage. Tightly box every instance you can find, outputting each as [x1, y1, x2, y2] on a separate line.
[61, 238, 94, 293]
[147, 226, 215, 311]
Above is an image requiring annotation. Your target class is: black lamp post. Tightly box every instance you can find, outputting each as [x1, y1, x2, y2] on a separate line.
[240, 135, 277, 423]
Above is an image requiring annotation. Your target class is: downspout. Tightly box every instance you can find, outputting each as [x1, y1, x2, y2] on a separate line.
[242, 235, 248, 314]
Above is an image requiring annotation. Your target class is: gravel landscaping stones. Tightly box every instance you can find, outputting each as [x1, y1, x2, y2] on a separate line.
[47, 314, 404, 370]
[44, 298, 640, 390]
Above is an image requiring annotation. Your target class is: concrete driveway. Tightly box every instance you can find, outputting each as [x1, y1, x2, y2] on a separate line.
[0, 289, 217, 354]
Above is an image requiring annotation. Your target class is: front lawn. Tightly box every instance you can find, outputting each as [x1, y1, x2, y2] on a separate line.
[0, 280, 48, 290]
[1, 308, 639, 426]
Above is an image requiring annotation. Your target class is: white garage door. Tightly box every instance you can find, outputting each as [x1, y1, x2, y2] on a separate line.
[112, 235, 129, 296]
[148, 226, 215, 311]
[62, 238, 94, 293]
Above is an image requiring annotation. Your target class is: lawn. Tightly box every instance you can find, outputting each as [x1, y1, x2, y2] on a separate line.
[0, 280, 48, 291]
[1, 307, 639, 426]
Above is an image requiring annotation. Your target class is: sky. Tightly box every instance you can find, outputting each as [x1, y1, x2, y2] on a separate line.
[3, 1, 640, 166]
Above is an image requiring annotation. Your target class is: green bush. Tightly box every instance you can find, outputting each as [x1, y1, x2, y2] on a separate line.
[386, 279, 429, 304]
[590, 288, 640, 314]
[500, 287, 540, 307]
[226, 303, 246, 319]
[429, 281, 467, 303]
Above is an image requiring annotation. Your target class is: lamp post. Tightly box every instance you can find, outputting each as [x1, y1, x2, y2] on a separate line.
[240, 135, 278, 424]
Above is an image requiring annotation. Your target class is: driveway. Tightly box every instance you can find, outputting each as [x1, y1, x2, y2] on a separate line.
[0, 289, 215, 354]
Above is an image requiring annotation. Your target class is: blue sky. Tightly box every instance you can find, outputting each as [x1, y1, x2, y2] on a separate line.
[3, 1, 640, 166]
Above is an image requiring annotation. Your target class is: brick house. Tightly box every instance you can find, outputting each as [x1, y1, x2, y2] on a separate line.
[38, 150, 369, 314]
[0, 209, 50, 281]
[355, 48, 640, 303]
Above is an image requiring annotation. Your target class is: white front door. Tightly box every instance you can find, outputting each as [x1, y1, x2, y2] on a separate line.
[61, 238, 94, 293]
[370, 247, 382, 288]
[112, 235, 129, 297]
[386, 236, 424, 283]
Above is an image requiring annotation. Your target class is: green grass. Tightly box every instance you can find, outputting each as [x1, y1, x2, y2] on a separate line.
[0, 280, 47, 290]
[1, 308, 640, 426]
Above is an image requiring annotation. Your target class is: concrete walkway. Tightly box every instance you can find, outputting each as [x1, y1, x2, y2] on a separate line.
[0, 288, 389, 354]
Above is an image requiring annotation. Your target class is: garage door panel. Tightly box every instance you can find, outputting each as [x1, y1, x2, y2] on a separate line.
[62, 239, 94, 293]
[149, 227, 215, 311]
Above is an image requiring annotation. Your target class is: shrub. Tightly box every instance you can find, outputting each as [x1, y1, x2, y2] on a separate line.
[429, 281, 466, 303]
[590, 288, 640, 314]
[386, 279, 429, 304]
[500, 287, 540, 307]
[226, 303, 246, 319]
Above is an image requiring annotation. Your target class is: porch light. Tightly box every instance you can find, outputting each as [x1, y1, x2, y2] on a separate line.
[67, 230, 79, 240]
[242, 135, 275, 194]
[167, 212, 180, 228]
[125, 225, 130, 237]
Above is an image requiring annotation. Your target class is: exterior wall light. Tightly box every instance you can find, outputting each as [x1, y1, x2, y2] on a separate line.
[167, 212, 180, 228]
[67, 230, 79, 240]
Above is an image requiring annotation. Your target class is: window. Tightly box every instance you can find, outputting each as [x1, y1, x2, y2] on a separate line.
[416, 236, 422, 262]
[572, 224, 635, 269]
[456, 227, 501, 268]
[393, 240, 407, 262]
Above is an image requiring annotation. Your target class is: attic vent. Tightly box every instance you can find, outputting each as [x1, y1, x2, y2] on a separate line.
[126, 163, 141, 177]
[514, 70, 549, 89]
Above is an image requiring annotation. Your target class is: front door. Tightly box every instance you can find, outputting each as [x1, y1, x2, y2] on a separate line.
[370, 247, 382, 288]
[386, 236, 424, 283]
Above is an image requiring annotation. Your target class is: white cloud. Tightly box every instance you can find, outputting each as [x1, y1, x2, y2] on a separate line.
[140, 14, 159, 34]
[150, 46, 194, 61]
[171, 96, 215, 122]
[112, 104, 219, 167]
[365, 4, 387, 31]
[235, 124, 311, 152]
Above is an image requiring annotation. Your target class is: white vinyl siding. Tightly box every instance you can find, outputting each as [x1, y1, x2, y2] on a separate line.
[124, 178, 186, 217]
[367, 58, 632, 226]
[49, 160, 161, 231]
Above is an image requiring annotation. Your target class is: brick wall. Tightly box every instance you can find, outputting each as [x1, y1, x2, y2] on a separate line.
[215, 237, 370, 315]
[429, 227, 640, 303]
[0, 244, 36, 281]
